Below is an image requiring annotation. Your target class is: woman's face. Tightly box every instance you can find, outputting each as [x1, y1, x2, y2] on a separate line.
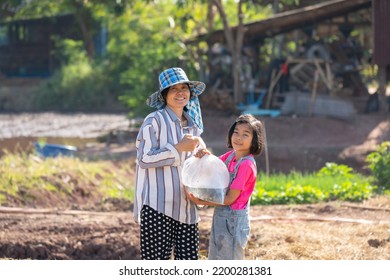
[231, 123, 253, 154]
[166, 83, 190, 110]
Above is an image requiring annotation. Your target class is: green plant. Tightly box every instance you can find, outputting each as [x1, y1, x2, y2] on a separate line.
[252, 182, 325, 205]
[253, 162, 376, 205]
[316, 162, 354, 178]
[330, 181, 374, 202]
[32, 38, 113, 111]
[366, 141, 390, 191]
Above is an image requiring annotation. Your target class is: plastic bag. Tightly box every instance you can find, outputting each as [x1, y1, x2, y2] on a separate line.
[182, 139, 230, 204]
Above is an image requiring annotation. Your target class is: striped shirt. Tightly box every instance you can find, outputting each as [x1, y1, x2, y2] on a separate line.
[133, 106, 202, 224]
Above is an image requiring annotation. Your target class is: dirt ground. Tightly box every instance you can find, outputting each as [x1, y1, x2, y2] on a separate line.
[1, 197, 389, 260]
[0, 110, 390, 260]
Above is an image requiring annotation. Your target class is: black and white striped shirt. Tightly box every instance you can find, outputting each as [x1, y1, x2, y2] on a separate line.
[134, 106, 201, 224]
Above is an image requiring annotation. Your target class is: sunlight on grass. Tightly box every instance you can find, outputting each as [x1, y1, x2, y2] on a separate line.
[0, 152, 134, 206]
[0, 152, 379, 208]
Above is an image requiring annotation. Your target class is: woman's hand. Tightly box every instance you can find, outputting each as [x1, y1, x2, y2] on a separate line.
[184, 186, 204, 205]
[175, 134, 200, 152]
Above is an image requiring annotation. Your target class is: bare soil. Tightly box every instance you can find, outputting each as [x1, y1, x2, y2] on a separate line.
[0, 110, 390, 260]
[1, 197, 389, 260]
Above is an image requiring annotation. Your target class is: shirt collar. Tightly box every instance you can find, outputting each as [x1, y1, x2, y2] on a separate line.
[163, 106, 196, 128]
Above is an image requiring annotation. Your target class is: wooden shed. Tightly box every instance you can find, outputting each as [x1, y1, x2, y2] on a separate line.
[0, 14, 80, 77]
[372, 0, 390, 96]
[190, 0, 374, 111]
[372, 0, 390, 67]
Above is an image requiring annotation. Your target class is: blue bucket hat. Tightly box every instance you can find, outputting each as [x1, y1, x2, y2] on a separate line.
[147, 67, 206, 132]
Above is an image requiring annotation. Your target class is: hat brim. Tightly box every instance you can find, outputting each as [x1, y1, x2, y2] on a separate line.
[147, 81, 206, 109]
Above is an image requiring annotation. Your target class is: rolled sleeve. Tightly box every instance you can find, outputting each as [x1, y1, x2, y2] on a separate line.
[166, 143, 181, 166]
[136, 117, 181, 169]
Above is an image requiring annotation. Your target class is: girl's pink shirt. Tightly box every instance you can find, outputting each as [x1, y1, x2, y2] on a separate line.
[219, 150, 257, 210]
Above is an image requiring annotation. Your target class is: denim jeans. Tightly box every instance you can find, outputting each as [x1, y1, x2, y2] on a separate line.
[208, 205, 250, 260]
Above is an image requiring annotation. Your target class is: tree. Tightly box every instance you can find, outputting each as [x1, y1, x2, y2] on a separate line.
[211, 0, 245, 104]
[0, 0, 22, 17]
[196, 0, 300, 106]
[0, 0, 134, 60]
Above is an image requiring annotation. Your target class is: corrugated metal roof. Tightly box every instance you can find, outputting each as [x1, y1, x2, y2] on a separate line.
[373, 0, 390, 66]
[189, 0, 371, 45]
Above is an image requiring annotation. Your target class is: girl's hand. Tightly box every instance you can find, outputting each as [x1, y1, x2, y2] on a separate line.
[194, 148, 211, 158]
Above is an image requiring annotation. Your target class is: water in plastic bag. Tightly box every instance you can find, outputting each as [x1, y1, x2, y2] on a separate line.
[182, 153, 230, 204]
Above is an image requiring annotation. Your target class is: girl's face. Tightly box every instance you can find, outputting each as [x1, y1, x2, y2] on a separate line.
[166, 83, 190, 111]
[231, 123, 253, 154]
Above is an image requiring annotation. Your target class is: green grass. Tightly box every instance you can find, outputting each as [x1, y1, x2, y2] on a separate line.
[0, 152, 378, 208]
[0, 151, 134, 206]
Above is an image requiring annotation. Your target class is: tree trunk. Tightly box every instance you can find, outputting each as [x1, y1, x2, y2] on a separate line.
[377, 65, 388, 112]
[211, 0, 245, 105]
[206, 2, 215, 83]
[72, 0, 95, 60]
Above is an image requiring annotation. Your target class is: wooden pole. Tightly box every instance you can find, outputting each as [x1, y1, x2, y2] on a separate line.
[309, 69, 319, 116]
[266, 68, 283, 109]
[262, 120, 269, 176]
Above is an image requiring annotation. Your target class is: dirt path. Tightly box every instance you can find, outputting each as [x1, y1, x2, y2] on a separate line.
[1, 111, 389, 173]
[0, 112, 130, 138]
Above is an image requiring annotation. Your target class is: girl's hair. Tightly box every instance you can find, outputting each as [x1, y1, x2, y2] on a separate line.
[161, 83, 192, 105]
[227, 114, 265, 156]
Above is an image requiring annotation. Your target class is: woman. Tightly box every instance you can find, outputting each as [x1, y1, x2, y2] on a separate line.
[133, 67, 206, 260]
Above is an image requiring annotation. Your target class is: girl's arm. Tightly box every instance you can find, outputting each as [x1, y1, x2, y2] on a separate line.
[184, 186, 224, 206]
[186, 150, 242, 206]
[184, 186, 241, 206]
[222, 189, 241, 205]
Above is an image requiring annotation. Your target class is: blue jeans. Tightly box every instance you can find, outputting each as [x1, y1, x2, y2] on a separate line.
[208, 205, 250, 260]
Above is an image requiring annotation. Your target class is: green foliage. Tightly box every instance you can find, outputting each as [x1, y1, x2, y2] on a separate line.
[330, 181, 374, 202]
[366, 141, 390, 191]
[252, 162, 376, 205]
[7, 0, 283, 115]
[5, 0, 312, 115]
[105, 1, 204, 117]
[252, 182, 324, 205]
[33, 39, 113, 111]
[0, 154, 377, 207]
[316, 162, 354, 178]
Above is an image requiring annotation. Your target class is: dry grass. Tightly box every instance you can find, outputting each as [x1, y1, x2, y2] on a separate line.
[198, 195, 390, 260]
[246, 222, 390, 260]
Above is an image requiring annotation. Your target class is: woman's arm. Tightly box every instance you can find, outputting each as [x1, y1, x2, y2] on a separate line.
[137, 116, 200, 169]
[136, 117, 181, 168]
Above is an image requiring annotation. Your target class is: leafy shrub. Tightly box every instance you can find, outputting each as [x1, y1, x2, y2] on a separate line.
[33, 39, 113, 111]
[316, 162, 354, 178]
[252, 182, 325, 205]
[329, 181, 374, 202]
[252, 162, 376, 205]
[366, 141, 390, 191]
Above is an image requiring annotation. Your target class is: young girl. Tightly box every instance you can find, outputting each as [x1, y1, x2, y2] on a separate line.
[186, 114, 264, 260]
